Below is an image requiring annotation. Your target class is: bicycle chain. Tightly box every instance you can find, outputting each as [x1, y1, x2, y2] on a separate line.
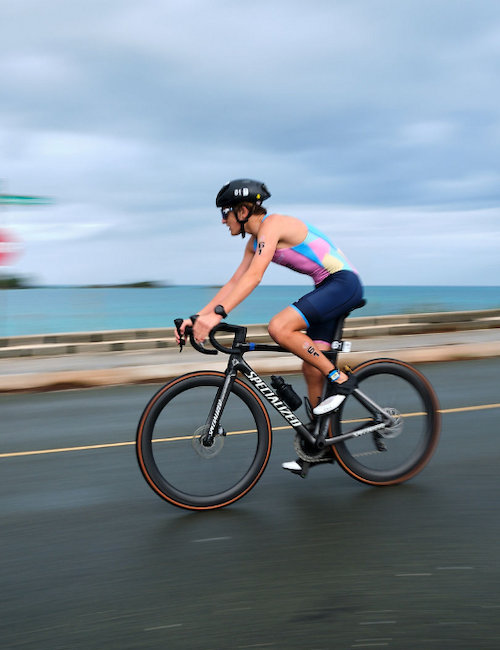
[294, 408, 402, 461]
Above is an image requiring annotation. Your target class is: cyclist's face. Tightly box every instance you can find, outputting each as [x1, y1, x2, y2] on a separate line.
[221, 208, 240, 235]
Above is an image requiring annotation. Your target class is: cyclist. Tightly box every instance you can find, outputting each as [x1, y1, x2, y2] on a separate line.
[175, 179, 364, 472]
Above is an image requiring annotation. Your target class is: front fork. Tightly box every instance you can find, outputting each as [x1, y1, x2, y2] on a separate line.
[203, 363, 239, 445]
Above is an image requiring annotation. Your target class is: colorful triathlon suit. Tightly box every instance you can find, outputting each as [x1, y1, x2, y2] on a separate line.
[255, 219, 364, 344]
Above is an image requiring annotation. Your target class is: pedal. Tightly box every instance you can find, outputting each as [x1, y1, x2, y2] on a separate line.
[298, 462, 310, 479]
[283, 460, 311, 478]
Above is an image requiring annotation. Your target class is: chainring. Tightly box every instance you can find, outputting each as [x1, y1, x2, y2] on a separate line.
[293, 432, 327, 462]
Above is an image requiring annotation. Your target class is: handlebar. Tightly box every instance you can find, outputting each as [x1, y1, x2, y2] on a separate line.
[175, 319, 248, 355]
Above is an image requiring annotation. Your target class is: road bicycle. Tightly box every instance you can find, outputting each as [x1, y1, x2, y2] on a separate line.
[136, 301, 441, 511]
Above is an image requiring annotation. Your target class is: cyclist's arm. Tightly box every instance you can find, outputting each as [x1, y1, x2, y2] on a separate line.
[216, 223, 279, 315]
[175, 239, 256, 343]
[197, 238, 256, 316]
[187, 221, 280, 343]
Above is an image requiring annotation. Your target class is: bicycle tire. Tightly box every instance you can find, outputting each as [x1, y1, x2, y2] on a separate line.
[136, 371, 272, 510]
[331, 359, 441, 485]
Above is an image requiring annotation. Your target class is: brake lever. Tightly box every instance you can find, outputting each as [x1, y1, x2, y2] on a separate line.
[174, 318, 185, 353]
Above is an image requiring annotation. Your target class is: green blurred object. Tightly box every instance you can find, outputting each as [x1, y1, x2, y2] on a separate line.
[0, 195, 53, 205]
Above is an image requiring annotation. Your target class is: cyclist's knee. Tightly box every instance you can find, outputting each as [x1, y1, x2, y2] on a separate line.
[268, 315, 286, 344]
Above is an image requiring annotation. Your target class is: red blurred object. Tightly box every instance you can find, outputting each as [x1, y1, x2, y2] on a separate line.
[0, 228, 22, 266]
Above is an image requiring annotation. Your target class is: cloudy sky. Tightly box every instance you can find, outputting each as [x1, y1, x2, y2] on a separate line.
[1, 0, 499, 286]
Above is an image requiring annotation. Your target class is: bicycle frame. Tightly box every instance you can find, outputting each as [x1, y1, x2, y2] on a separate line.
[138, 313, 440, 509]
[192, 322, 397, 452]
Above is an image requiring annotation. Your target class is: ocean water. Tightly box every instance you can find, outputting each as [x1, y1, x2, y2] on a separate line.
[0, 285, 499, 337]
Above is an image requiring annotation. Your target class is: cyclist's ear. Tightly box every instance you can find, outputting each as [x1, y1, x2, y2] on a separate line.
[235, 205, 248, 220]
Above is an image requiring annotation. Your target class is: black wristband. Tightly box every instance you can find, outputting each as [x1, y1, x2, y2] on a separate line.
[214, 305, 228, 319]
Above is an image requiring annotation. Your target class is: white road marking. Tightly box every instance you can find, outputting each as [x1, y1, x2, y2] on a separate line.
[191, 536, 231, 543]
[359, 621, 397, 625]
[395, 573, 432, 576]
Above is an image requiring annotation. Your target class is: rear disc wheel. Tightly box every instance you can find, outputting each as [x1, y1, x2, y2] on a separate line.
[331, 360, 441, 485]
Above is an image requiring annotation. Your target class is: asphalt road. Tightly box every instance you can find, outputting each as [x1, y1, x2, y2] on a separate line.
[1, 359, 500, 649]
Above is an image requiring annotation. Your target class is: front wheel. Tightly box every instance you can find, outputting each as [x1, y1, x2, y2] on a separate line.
[331, 359, 441, 485]
[136, 371, 272, 510]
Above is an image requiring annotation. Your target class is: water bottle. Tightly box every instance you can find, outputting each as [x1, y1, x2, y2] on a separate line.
[270, 375, 303, 411]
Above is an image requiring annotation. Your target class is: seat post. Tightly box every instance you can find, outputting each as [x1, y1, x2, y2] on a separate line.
[332, 314, 347, 344]
[327, 299, 366, 365]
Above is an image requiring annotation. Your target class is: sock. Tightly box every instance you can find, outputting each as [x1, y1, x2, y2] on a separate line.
[327, 369, 341, 383]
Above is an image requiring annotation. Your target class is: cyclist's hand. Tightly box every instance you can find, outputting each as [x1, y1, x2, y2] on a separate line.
[192, 312, 222, 344]
[175, 318, 193, 345]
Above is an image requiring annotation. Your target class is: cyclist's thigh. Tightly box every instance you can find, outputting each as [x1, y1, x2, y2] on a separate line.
[268, 305, 308, 336]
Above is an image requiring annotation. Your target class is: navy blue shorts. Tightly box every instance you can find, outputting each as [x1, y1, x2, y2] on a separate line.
[291, 270, 364, 344]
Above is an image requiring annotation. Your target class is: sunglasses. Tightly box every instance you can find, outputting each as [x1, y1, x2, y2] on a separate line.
[221, 207, 233, 221]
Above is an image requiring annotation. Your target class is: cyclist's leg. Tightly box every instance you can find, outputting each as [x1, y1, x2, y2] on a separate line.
[269, 272, 362, 378]
[282, 350, 339, 474]
[268, 311, 334, 472]
[268, 307, 337, 376]
[300, 272, 363, 414]
[270, 272, 363, 473]
[269, 272, 363, 423]
[301, 346, 331, 407]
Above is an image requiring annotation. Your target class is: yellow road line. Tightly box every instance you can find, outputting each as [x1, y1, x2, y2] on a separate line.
[0, 440, 136, 458]
[439, 403, 500, 414]
[1, 402, 499, 459]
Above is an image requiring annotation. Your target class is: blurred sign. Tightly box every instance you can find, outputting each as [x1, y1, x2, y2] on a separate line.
[0, 229, 22, 266]
[0, 195, 52, 205]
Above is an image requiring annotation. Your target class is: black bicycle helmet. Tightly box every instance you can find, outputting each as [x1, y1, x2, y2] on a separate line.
[215, 179, 271, 208]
